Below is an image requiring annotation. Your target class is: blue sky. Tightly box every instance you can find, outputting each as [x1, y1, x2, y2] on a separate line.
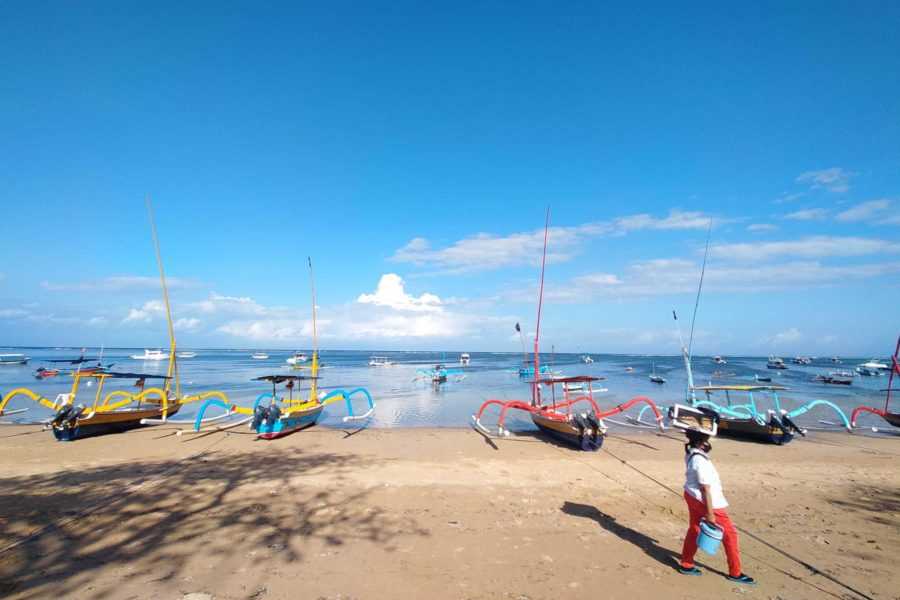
[1, 2, 898, 355]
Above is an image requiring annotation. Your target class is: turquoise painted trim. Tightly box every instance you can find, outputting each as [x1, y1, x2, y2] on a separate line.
[193, 398, 231, 431]
[252, 392, 275, 412]
[786, 400, 851, 429]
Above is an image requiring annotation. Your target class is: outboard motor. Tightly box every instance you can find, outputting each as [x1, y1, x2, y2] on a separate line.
[781, 414, 806, 437]
[265, 404, 281, 427]
[769, 414, 795, 445]
[584, 413, 605, 449]
[251, 405, 267, 431]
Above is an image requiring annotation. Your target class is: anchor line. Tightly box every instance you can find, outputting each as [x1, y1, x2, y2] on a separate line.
[587, 444, 875, 600]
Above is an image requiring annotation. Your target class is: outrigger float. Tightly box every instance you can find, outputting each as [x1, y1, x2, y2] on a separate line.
[634, 230, 852, 444]
[472, 209, 665, 451]
[0, 199, 230, 440]
[189, 258, 375, 439]
[850, 336, 900, 431]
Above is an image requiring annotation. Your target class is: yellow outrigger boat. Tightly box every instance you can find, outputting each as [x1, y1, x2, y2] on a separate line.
[0, 198, 229, 441]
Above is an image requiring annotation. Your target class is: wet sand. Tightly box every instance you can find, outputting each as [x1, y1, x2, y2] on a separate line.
[1, 425, 898, 599]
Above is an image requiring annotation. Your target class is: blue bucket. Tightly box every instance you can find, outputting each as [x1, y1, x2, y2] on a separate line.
[697, 520, 723, 555]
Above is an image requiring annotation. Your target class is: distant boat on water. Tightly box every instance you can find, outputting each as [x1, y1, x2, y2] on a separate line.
[0, 353, 29, 365]
[713, 355, 727, 365]
[816, 371, 854, 385]
[369, 356, 394, 367]
[460, 353, 471, 366]
[250, 352, 269, 360]
[177, 351, 198, 358]
[131, 349, 168, 361]
[649, 362, 666, 384]
[791, 356, 812, 365]
[581, 355, 594, 364]
[767, 356, 787, 370]
[286, 352, 308, 365]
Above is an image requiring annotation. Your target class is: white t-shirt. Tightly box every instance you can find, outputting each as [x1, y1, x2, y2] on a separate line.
[684, 449, 729, 509]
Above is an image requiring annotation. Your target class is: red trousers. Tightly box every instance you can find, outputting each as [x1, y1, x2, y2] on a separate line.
[680, 491, 742, 577]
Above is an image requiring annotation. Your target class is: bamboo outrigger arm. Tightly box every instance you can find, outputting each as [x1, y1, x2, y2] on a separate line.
[0, 388, 60, 416]
[320, 388, 376, 422]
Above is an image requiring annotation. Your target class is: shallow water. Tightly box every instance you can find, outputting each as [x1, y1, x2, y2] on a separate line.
[0, 348, 894, 432]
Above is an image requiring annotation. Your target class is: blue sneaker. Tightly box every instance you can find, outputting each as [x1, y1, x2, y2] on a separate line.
[678, 566, 702, 576]
[726, 574, 756, 585]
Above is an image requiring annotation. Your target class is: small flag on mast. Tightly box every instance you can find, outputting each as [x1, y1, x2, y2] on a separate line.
[515, 322, 521, 333]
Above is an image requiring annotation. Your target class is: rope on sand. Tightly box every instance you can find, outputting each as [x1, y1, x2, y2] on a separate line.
[588, 443, 875, 600]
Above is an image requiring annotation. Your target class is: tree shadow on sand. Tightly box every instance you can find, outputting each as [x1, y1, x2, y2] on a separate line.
[560, 501, 726, 576]
[0, 447, 428, 599]
[828, 485, 900, 528]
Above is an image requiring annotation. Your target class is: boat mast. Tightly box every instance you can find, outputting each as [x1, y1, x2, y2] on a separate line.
[308, 256, 319, 401]
[532, 207, 551, 406]
[146, 196, 179, 398]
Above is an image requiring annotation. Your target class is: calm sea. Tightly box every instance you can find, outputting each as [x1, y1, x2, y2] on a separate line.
[0, 348, 893, 433]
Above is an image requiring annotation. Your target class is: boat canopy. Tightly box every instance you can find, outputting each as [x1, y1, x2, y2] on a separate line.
[253, 374, 319, 383]
[535, 375, 606, 385]
[693, 384, 786, 392]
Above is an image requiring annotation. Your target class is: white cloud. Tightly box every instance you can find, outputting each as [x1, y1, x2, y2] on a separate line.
[123, 300, 165, 323]
[391, 209, 715, 273]
[174, 317, 200, 331]
[769, 328, 802, 345]
[214, 274, 509, 342]
[708, 236, 900, 262]
[217, 318, 315, 341]
[796, 167, 854, 193]
[357, 274, 443, 312]
[785, 208, 828, 221]
[542, 258, 900, 301]
[612, 210, 715, 232]
[773, 192, 805, 205]
[835, 199, 892, 223]
[41, 275, 200, 292]
[190, 293, 268, 316]
[0, 308, 29, 318]
[747, 223, 778, 233]
[87, 316, 108, 327]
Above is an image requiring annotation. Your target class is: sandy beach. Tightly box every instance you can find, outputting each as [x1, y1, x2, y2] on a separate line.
[1, 425, 898, 600]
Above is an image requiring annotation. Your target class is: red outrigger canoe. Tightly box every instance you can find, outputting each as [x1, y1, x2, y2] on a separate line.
[851, 335, 900, 430]
[472, 209, 664, 451]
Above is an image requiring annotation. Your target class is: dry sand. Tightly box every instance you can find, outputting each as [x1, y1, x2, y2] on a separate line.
[1, 424, 898, 600]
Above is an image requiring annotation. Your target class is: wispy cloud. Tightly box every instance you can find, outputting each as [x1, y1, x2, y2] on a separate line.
[391, 209, 716, 274]
[835, 199, 892, 223]
[747, 223, 778, 233]
[122, 300, 165, 323]
[796, 167, 855, 193]
[42, 276, 200, 293]
[768, 327, 802, 345]
[541, 258, 900, 301]
[773, 192, 805, 205]
[785, 208, 828, 221]
[214, 274, 510, 342]
[707, 236, 900, 261]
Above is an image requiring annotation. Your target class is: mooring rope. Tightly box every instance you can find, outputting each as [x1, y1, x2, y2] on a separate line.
[589, 443, 876, 600]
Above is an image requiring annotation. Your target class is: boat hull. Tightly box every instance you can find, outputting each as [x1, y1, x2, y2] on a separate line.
[716, 417, 793, 445]
[531, 412, 603, 451]
[255, 405, 324, 440]
[53, 405, 181, 441]
[882, 412, 900, 428]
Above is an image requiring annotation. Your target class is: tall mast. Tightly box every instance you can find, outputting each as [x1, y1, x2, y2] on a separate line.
[308, 256, 319, 400]
[146, 196, 179, 398]
[678, 220, 712, 403]
[532, 207, 551, 406]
